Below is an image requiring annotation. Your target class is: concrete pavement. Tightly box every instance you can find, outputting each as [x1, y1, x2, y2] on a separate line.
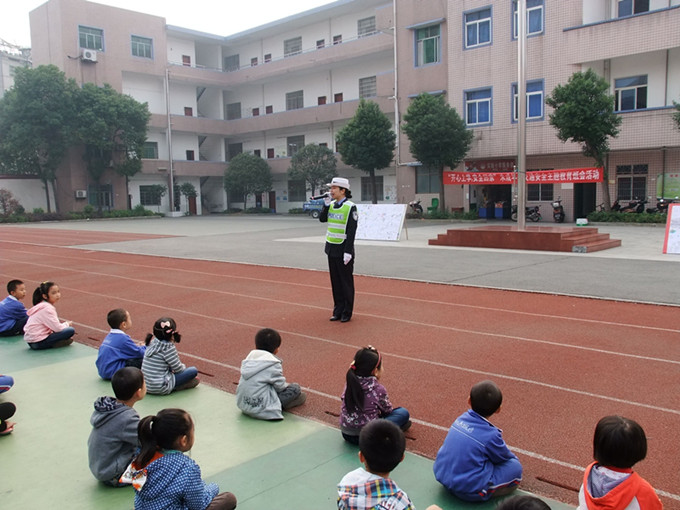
[7, 215, 679, 305]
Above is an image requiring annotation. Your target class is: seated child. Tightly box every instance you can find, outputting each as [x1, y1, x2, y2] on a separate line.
[433, 380, 522, 502]
[88, 367, 146, 486]
[24, 281, 75, 349]
[121, 408, 237, 510]
[577, 415, 662, 510]
[141, 317, 198, 395]
[337, 419, 414, 509]
[236, 328, 306, 420]
[0, 280, 29, 337]
[0, 373, 13, 394]
[0, 402, 16, 435]
[340, 345, 410, 444]
[96, 308, 146, 380]
[497, 495, 550, 510]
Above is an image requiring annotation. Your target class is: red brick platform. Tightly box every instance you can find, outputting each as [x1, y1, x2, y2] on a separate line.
[429, 225, 622, 253]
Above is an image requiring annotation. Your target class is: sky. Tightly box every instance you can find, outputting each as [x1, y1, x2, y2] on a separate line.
[0, 0, 333, 48]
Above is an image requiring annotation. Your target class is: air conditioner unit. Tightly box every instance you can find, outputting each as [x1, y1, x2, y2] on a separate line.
[75, 190, 87, 199]
[81, 49, 97, 62]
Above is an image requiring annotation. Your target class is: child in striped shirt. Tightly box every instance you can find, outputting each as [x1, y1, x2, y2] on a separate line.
[141, 317, 198, 395]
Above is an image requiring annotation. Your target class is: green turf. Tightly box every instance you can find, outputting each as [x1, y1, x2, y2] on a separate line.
[0, 337, 571, 509]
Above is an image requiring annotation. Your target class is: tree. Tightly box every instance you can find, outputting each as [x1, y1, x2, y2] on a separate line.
[402, 93, 473, 212]
[146, 184, 167, 213]
[546, 69, 622, 210]
[74, 83, 150, 212]
[0, 65, 79, 212]
[336, 99, 395, 204]
[288, 144, 337, 197]
[224, 152, 273, 207]
[179, 182, 198, 213]
[673, 101, 680, 131]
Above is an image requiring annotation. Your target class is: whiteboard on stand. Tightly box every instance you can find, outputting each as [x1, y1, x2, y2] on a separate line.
[356, 204, 407, 241]
[663, 203, 680, 254]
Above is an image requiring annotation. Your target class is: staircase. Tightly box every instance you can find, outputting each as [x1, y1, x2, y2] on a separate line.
[428, 226, 621, 253]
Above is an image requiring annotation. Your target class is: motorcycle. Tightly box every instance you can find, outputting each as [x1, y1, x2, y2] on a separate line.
[646, 197, 676, 214]
[408, 199, 423, 215]
[619, 197, 646, 214]
[552, 197, 565, 223]
[511, 204, 541, 222]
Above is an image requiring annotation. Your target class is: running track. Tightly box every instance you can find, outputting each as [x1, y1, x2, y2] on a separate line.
[2, 227, 679, 506]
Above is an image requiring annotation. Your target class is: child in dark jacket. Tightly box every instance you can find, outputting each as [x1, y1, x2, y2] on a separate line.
[433, 380, 522, 502]
[96, 308, 146, 380]
[121, 408, 237, 510]
[0, 279, 29, 337]
[88, 367, 146, 486]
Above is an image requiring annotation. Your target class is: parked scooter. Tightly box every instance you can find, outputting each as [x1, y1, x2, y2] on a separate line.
[619, 197, 647, 214]
[646, 197, 676, 214]
[551, 197, 565, 223]
[511, 204, 541, 222]
[408, 199, 423, 215]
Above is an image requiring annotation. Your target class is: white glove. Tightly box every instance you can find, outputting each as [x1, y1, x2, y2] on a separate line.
[323, 195, 332, 206]
[343, 253, 352, 265]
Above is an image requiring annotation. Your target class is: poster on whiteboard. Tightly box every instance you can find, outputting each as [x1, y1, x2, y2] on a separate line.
[663, 203, 680, 254]
[355, 204, 407, 241]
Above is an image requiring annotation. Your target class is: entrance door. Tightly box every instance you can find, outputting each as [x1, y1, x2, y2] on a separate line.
[188, 196, 197, 215]
[574, 183, 597, 218]
[269, 191, 276, 212]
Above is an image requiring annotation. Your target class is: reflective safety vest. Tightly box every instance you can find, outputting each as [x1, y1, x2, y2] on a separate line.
[326, 200, 354, 244]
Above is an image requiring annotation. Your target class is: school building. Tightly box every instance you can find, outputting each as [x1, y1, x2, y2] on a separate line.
[23, 0, 680, 220]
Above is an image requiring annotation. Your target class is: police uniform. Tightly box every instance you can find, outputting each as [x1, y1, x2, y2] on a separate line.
[319, 196, 358, 322]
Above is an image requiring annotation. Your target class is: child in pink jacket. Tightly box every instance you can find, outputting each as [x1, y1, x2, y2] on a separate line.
[24, 281, 75, 350]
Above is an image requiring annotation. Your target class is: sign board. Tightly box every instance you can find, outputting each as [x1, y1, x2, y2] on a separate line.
[656, 173, 680, 200]
[355, 204, 407, 241]
[444, 167, 603, 185]
[662, 203, 680, 254]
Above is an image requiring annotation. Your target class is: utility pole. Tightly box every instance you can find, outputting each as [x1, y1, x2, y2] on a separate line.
[517, 0, 527, 230]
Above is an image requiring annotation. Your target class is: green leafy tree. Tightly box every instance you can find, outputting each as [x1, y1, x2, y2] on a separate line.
[336, 99, 395, 204]
[146, 184, 167, 213]
[546, 69, 622, 210]
[224, 152, 273, 206]
[288, 144, 337, 196]
[74, 83, 150, 212]
[402, 93, 473, 212]
[673, 100, 680, 131]
[0, 65, 79, 212]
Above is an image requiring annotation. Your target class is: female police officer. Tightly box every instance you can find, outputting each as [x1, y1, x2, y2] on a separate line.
[319, 177, 358, 323]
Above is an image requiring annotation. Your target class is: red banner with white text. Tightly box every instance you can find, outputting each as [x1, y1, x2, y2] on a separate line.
[444, 167, 604, 185]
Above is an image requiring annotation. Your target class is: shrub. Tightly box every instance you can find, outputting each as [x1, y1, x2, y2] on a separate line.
[32, 207, 45, 215]
[587, 211, 666, 223]
[0, 189, 22, 216]
[288, 208, 306, 215]
[244, 207, 271, 214]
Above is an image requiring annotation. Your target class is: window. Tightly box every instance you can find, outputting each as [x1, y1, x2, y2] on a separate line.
[224, 54, 239, 72]
[131, 35, 152, 58]
[318, 96, 327, 105]
[618, 0, 650, 17]
[252, 107, 260, 117]
[226, 102, 241, 120]
[361, 176, 384, 201]
[464, 8, 491, 49]
[140, 185, 161, 206]
[184, 107, 193, 117]
[182, 55, 191, 66]
[334, 93, 344, 102]
[251, 57, 258, 67]
[288, 180, 307, 202]
[287, 135, 305, 157]
[79, 26, 104, 50]
[186, 150, 195, 161]
[358, 16, 377, 37]
[227, 143, 243, 161]
[416, 25, 440, 66]
[267, 148, 275, 158]
[284, 37, 302, 57]
[264, 53, 272, 63]
[615, 75, 647, 111]
[512, 80, 544, 121]
[253, 149, 261, 157]
[88, 184, 113, 208]
[416, 166, 441, 194]
[319, 142, 328, 147]
[616, 164, 647, 200]
[265, 105, 273, 114]
[513, 0, 544, 38]
[527, 170, 554, 201]
[333, 35, 342, 45]
[359, 76, 377, 98]
[142, 142, 158, 159]
[465, 88, 492, 126]
[316, 39, 325, 49]
[286, 90, 304, 111]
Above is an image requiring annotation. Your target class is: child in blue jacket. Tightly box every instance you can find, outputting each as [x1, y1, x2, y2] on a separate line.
[433, 380, 522, 502]
[0, 280, 29, 337]
[96, 309, 146, 380]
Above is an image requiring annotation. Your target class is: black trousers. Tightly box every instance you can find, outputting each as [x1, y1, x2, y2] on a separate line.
[328, 255, 354, 319]
[0, 402, 16, 432]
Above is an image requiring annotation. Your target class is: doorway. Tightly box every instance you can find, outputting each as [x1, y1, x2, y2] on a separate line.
[574, 183, 596, 218]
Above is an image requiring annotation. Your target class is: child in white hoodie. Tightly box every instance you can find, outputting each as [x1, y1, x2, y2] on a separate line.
[24, 281, 75, 350]
[236, 328, 306, 420]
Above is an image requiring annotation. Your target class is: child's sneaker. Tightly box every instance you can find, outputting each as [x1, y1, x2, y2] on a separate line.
[284, 391, 307, 409]
[175, 377, 200, 391]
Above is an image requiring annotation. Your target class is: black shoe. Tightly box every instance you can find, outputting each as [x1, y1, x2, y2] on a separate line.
[340, 315, 351, 323]
[329, 316, 341, 321]
[401, 420, 412, 432]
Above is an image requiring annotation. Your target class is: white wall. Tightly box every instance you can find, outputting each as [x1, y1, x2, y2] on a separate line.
[167, 37, 195, 66]
[122, 73, 165, 114]
[0, 177, 54, 212]
[172, 133, 199, 160]
[668, 47, 680, 105]
[169, 83, 197, 115]
[611, 51, 668, 108]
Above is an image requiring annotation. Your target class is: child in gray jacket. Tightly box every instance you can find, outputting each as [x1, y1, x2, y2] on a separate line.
[236, 328, 306, 420]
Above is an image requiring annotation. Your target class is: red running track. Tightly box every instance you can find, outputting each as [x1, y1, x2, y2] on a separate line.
[2, 228, 679, 506]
